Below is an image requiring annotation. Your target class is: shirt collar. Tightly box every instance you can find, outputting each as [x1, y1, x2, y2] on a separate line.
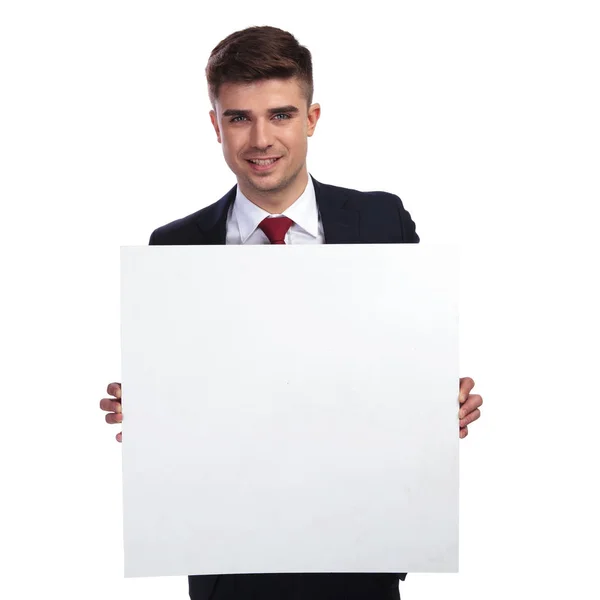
[233, 175, 319, 243]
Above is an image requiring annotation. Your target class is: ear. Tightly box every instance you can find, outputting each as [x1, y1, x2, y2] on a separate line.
[306, 103, 321, 137]
[209, 110, 222, 144]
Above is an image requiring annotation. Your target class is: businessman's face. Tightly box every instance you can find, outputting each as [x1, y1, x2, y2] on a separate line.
[210, 77, 320, 198]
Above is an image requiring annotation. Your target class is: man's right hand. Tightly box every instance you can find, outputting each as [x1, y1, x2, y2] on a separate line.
[100, 382, 122, 443]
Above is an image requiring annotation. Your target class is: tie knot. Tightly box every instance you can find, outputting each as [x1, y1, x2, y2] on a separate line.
[258, 216, 294, 244]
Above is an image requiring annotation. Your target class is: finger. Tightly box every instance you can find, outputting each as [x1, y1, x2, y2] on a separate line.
[116, 431, 122, 443]
[458, 394, 483, 418]
[460, 408, 481, 428]
[107, 382, 122, 399]
[459, 377, 475, 403]
[105, 412, 123, 424]
[99, 398, 122, 413]
[459, 425, 468, 439]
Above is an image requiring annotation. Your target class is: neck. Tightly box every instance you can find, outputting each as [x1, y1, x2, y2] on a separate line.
[239, 167, 309, 214]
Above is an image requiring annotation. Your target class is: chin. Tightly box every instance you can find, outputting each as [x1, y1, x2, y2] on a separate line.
[246, 173, 287, 193]
[251, 182, 285, 194]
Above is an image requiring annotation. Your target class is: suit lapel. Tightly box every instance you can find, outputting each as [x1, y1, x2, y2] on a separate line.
[195, 185, 236, 244]
[312, 177, 360, 244]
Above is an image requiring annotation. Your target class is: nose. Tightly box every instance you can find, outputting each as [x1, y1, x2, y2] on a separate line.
[249, 118, 273, 151]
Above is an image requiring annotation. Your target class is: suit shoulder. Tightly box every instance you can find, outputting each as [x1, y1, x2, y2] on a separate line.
[150, 207, 208, 244]
[318, 181, 405, 208]
[148, 207, 204, 245]
[148, 190, 232, 245]
[317, 180, 420, 243]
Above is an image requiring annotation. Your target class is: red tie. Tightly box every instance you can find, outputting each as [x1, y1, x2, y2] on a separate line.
[258, 216, 294, 244]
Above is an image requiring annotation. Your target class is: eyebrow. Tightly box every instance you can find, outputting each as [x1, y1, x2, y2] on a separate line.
[268, 105, 299, 115]
[222, 105, 300, 118]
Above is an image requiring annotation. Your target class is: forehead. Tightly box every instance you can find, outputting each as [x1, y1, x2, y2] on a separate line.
[216, 77, 306, 113]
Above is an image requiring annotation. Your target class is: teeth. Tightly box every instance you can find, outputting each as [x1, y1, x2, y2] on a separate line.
[250, 158, 278, 165]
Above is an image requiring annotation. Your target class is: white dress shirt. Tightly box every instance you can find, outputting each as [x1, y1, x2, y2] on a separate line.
[225, 175, 325, 245]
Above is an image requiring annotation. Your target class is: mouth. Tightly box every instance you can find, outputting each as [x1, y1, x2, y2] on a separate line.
[246, 157, 282, 172]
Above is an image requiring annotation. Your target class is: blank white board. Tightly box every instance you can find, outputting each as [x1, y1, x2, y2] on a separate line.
[120, 244, 459, 578]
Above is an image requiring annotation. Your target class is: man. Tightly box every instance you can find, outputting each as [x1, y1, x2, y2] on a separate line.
[100, 25, 483, 600]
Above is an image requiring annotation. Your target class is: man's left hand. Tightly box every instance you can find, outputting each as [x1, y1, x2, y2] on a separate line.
[458, 377, 482, 439]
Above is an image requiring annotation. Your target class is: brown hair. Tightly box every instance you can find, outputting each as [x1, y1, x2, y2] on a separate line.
[205, 26, 313, 107]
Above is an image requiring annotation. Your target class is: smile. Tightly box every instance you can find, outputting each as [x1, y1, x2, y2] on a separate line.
[247, 158, 280, 165]
[246, 157, 281, 172]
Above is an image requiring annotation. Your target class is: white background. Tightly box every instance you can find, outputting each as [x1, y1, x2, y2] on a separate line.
[1, 1, 598, 599]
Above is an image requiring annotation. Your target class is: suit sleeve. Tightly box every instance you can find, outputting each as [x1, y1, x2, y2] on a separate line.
[395, 195, 420, 243]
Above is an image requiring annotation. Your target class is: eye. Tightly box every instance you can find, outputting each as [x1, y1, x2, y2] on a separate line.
[230, 115, 247, 123]
[273, 113, 291, 120]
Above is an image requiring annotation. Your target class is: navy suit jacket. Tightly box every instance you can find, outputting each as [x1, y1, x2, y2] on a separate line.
[149, 177, 419, 246]
[149, 176, 419, 600]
